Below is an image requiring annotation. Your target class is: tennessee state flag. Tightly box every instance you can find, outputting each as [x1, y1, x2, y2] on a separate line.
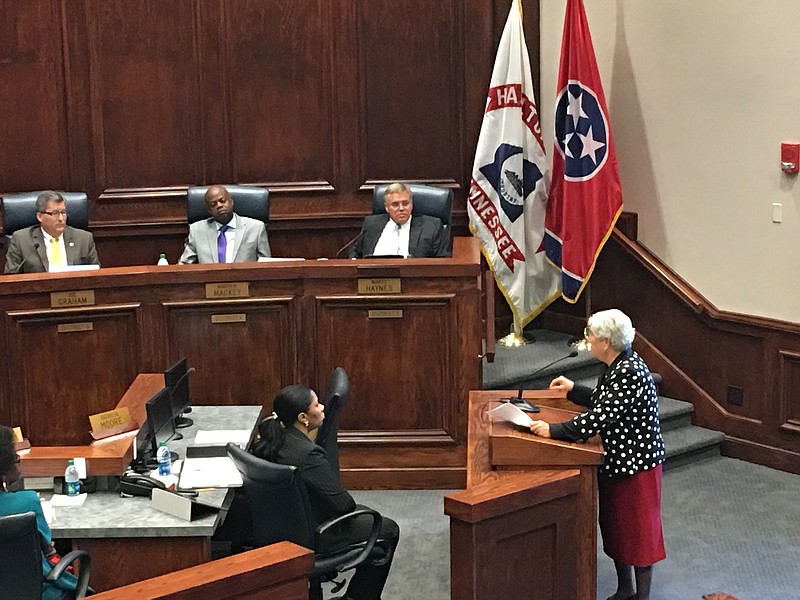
[468, 0, 561, 333]
[544, 0, 623, 302]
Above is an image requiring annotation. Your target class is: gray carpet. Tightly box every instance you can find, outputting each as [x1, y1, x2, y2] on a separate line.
[350, 456, 800, 599]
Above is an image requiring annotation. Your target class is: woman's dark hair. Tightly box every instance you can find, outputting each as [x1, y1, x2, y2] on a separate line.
[0, 426, 17, 478]
[251, 385, 313, 461]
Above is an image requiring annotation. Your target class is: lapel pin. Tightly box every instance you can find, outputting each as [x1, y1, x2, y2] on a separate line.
[69, 242, 75, 247]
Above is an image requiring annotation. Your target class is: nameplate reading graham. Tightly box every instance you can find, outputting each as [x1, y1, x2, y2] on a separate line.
[89, 407, 132, 433]
[211, 313, 247, 324]
[205, 282, 249, 299]
[50, 290, 95, 308]
[358, 278, 401, 294]
[368, 309, 403, 319]
[57, 322, 93, 333]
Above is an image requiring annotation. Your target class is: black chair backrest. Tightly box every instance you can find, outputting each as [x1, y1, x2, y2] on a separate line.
[186, 185, 270, 225]
[371, 184, 453, 229]
[2, 192, 90, 239]
[0, 511, 44, 600]
[226, 443, 316, 549]
[315, 367, 350, 480]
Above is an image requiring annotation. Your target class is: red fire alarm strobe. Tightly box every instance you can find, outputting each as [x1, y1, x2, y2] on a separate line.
[781, 142, 799, 173]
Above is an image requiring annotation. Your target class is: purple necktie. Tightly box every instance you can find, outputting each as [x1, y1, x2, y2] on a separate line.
[217, 224, 229, 263]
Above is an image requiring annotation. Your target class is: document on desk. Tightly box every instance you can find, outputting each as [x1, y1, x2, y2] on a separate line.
[177, 457, 243, 490]
[488, 403, 535, 428]
[194, 429, 251, 447]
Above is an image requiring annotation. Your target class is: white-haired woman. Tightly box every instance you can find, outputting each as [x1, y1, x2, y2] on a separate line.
[529, 309, 666, 600]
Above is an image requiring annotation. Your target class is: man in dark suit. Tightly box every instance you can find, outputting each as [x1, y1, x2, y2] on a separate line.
[178, 185, 270, 264]
[349, 182, 450, 258]
[4, 191, 99, 274]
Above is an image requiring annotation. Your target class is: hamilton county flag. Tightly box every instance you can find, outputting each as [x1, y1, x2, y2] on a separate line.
[468, 0, 560, 333]
[544, 0, 623, 302]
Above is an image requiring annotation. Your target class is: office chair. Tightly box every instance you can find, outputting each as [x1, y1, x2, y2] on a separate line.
[2, 192, 90, 244]
[315, 367, 350, 481]
[226, 443, 382, 600]
[0, 511, 91, 599]
[186, 185, 270, 225]
[372, 183, 453, 248]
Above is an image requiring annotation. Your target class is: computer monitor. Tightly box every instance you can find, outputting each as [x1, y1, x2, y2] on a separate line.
[132, 386, 177, 471]
[164, 358, 193, 429]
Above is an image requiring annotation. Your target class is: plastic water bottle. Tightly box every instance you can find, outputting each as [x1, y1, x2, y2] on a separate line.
[65, 460, 81, 497]
[157, 253, 169, 266]
[156, 442, 172, 476]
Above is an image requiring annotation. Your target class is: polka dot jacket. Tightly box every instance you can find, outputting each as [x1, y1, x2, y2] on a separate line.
[549, 349, 666, 479]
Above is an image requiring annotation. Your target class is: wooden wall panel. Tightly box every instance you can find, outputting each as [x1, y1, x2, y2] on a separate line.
[4, 306, 141, 445]
[224, 0, 335, 186]
[778, 351, 800, 436]
[164, 299, 296, 407]
[0, 1, 67, 192]
[358, 0, 463, 184]
[84, 1, 202, 190]
[315, 296, 455, 433]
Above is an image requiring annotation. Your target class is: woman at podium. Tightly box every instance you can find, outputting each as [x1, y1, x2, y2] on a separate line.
[529, 309, 666, 600]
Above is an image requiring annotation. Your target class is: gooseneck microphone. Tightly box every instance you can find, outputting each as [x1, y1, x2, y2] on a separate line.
[334, 231, 364, 258]
[503, 349, 579, 412]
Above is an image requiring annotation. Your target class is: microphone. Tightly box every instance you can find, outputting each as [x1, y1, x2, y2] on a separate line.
[503, 350, 579, 412]
[335, 231, 364, 258]
[566, 335, 583, 347]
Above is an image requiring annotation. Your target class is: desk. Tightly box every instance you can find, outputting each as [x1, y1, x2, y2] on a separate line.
[49, 405, 262, 592]
[0, 237, 482, 489]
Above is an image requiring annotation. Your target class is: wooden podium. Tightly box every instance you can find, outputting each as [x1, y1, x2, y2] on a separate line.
[445, 391, 603, 600]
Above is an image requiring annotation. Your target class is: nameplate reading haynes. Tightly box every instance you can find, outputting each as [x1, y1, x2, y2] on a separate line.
[358, 278, 401, 294]
[368, 309, 403, 319]
[89, 407, 132, 433]
[206, 282, 249, 299]
[57, 322, 93, 333]
[50, 290, 95, 308]
[211, 313, 247, 324]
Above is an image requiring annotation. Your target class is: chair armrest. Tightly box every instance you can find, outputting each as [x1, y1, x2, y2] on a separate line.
[316, 508, 382, 572]
[45, 549, 92, 599]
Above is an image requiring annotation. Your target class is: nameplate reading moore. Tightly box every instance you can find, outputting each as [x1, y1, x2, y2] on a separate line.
[89, 407, 132, 433]
[50, 290, 95, 308]
[357, 278, 401, 294]
[206, 282, 250, 299]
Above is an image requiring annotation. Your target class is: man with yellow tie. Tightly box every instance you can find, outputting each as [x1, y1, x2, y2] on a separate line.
[4, 191, 99, 274]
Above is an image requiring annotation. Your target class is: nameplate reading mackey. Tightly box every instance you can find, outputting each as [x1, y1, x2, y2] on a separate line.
[211, 313, 247, 324]
[57, 322, 93, 333]
[50, 290, 95, 308]
[205, 282, 249, 299]
[357, 278, 401, 294]
[89, 407, 132, 433]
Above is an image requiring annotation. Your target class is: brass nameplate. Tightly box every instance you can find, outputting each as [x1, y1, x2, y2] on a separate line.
[89, 407, 132, 433]
[11, 427, 23, 443]
[57, 322, 93, 333]
[50, 290, 95, 308]
[211, 313, 247, 324]
[368, 309, 403, 319]
[358, 278, 401, 294]
[206, 282, 250, 299]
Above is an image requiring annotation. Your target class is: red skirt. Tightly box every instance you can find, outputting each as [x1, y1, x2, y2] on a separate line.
[598, 464, 666, 567]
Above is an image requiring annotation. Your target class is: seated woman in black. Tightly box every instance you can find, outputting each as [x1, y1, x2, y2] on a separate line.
[251, 385, 399, 600]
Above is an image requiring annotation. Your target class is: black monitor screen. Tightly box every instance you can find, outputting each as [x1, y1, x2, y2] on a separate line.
[145, 387, 176, 456]
[164, 358, 191, 418]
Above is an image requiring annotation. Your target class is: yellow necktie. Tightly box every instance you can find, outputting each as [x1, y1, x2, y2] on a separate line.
[49, 237, 65, 268]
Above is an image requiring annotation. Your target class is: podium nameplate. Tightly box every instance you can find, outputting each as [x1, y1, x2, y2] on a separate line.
[50, 290, 95, 308]
[205, 282, 249, 299]
[358, 278, 401, 294]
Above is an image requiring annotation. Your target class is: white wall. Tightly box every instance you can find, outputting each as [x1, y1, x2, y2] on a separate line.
[539, 0, 800, 324]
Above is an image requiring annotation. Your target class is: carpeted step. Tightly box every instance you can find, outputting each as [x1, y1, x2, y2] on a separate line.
[659, 396, 694, 431]
[662, 425, 725, 470]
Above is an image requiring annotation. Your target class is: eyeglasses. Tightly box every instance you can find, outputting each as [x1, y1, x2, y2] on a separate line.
[40, 210, 67, 218]
[583, 327, 593, 338]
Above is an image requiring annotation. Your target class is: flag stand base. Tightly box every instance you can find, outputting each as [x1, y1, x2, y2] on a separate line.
[498, 330, 534, 347]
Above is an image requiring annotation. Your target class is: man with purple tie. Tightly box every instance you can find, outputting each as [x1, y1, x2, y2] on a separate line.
[178, 185, 270, 264]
